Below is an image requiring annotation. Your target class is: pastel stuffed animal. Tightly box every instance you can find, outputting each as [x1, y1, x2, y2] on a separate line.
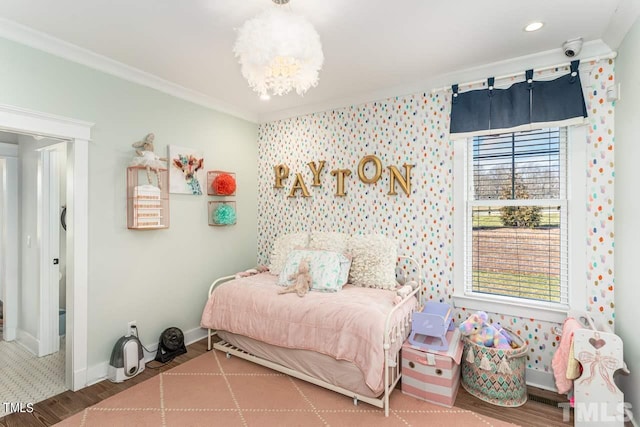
[234, 265, 270, 279]
[493, 321, 518, 348]
[235, 268, 259, 279]
[278, 258, 311, 297]
[130, 133, 167, 189]
[459, 311, 511, 349]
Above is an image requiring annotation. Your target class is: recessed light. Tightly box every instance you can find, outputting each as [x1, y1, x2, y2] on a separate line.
[524, 22, 544, 32]
[259, 93, 271, 101]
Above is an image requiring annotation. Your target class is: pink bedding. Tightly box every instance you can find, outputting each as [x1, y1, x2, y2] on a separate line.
[200, 272, 417, 393]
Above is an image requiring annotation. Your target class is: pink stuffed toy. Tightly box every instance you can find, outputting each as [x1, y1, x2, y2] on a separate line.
[459, 311, 512, 349]
[278, 258, 311, 297]
[235, 265, 269, 279]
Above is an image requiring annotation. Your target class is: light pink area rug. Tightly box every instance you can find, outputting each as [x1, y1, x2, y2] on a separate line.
[56, 349, 518, 426]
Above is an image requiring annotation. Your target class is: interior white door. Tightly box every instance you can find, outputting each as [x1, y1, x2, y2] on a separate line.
[38, 148, 60, 356]
[0, 153, 19, 342]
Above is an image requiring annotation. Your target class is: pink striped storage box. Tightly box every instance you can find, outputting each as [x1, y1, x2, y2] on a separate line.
[401, 330, 464, 408]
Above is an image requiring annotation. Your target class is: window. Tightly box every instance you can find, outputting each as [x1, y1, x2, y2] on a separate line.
[453, 126, 586, 322]
[469, 128, 567, 302]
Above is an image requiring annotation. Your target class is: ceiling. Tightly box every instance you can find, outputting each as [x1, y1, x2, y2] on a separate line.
[0, 0, 637, 123]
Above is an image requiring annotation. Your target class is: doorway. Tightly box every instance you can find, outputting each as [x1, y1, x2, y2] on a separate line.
[0, 103, 91, 391]
[0, 135, 68, 416]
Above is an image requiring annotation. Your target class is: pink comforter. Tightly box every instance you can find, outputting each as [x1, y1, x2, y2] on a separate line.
[200, 272, 417, 393]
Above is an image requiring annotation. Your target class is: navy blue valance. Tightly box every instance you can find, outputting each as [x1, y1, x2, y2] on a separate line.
[450, 60, 587, 137]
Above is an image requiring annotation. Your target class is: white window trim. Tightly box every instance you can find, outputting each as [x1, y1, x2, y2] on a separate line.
[452, 126, 587, 323]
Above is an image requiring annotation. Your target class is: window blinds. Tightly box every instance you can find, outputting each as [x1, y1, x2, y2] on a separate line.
[465, 128, 568, 304]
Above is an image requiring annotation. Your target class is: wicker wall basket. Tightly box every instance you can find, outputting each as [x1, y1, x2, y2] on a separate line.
[460, 329, 528, 407]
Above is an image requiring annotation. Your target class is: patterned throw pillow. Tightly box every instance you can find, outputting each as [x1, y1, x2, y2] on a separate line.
[268, 232, 309, 275]
[348, 234, 398, 290]
[309, 231, 350, 253]
[278, 249, 351, 292]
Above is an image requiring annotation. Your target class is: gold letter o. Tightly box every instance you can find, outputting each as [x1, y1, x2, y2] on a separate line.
[358, 155, 382, 184]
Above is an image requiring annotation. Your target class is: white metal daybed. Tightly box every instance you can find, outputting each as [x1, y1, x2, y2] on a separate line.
[200, 256, 422, 417]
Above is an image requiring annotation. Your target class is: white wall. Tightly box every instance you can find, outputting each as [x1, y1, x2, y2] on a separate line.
[612, 15, 640, 422]
[0, 142, 19, 341]
[18, 135, 39, 342]
[0, 141, 18, 303]
[0, 141, 12, 301]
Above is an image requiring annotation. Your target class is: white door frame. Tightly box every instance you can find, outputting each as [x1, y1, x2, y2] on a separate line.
[0, 103, 92, 391]
[0, 144, 18, 342]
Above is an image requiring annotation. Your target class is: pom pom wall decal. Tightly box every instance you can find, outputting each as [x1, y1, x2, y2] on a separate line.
[211, 203, 237, 226]
[213, 173, 236, 196]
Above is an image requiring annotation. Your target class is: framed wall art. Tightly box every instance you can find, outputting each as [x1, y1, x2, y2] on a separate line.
[168, 145, 205, 195]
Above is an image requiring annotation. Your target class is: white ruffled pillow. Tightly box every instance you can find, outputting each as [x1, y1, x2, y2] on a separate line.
[268, 232, 309, 275]
[348, 234, 398, 289]
[309, 231, 350, 253]
[279, 249, 351, 292]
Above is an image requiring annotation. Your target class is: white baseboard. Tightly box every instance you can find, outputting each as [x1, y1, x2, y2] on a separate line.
[72, 367, 87, 392]
[85, 363, 108, 387]
[183, 327, 209, 350]
[86, 326, 208, 386]
[2, 326, 17, 342]
[526, 368, 557, 392]
[16, 328, 39, 356]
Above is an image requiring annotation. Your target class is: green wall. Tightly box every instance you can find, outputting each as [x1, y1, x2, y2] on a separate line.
[0, 36, 258, 372]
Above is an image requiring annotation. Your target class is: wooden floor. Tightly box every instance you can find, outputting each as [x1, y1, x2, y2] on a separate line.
[0, 337, 575, 427]
[0, 340, 209, 427]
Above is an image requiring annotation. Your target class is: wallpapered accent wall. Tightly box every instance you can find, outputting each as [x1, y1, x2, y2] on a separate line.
[257, 59, 615, 377]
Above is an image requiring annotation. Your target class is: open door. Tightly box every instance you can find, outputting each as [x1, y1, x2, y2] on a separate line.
[38, 147, 60, 356]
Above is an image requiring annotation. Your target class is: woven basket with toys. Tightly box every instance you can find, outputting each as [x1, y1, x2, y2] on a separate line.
[458, 311, 528, 407]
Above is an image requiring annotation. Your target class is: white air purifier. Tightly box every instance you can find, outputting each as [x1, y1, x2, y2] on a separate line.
[107, 335, 145, 382]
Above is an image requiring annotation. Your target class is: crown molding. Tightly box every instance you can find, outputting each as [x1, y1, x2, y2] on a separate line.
[0, 17, 618, 125]
[0, 18, 258, 124]
[258, 39, 615, 123]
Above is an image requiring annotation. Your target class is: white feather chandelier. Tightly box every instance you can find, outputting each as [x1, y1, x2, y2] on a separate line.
[233, 0, 324, 98]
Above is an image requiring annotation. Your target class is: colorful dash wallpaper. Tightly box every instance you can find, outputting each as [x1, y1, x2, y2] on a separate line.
[257, 59, 615, 377]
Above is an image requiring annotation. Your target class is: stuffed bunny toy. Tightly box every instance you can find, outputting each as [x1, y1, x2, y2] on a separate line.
[130, 133, 167, 188]
[278, 258, 312, 297]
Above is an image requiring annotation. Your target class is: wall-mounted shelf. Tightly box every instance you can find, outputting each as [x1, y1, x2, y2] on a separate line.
[207, 170, 236, 196]
[208, 201, 236, 226]
[127, 166, 169, 229]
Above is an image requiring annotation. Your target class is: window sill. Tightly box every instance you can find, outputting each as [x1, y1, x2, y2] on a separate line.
[452, 294, 568, 324]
